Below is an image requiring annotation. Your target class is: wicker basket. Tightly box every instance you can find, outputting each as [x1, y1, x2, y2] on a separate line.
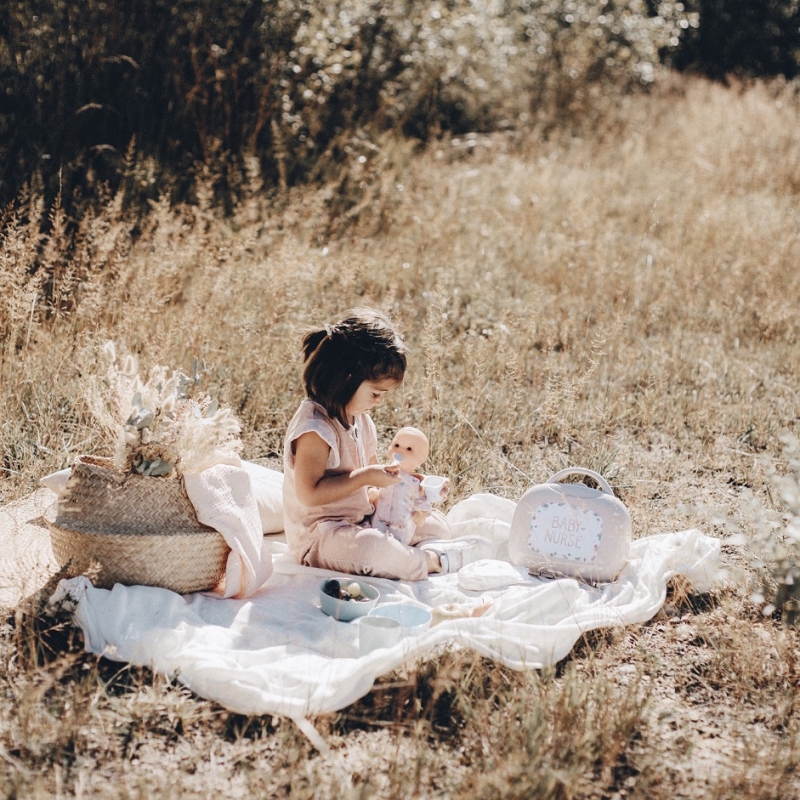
[46, 456, 229, 593]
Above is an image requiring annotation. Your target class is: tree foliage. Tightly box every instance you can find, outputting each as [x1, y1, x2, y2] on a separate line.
[4, 0, 795, 218]
[673, 0, 800, 79]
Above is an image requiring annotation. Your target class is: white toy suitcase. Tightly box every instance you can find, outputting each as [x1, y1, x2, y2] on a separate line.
[508, 468, 631, 583]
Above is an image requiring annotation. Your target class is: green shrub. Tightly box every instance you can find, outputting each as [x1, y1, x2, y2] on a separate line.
[0, 0, 693, 218]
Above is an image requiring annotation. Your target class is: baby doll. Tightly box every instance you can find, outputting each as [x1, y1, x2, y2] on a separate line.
[370, 426, 438, 546]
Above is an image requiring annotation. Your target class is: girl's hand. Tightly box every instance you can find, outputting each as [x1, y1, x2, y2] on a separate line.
[354, 463, 401, 489]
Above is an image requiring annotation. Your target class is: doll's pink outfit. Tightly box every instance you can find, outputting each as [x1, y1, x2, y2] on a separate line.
[282, 399, 451, 581]
[371, 472, 432, 545]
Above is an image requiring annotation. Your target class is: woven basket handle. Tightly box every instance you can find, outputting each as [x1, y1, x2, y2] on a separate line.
[546, 467, 614, 496]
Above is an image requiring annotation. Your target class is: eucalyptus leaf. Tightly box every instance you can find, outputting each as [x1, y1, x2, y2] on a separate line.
[147, 458, 174, 477]
[127, 409, 154, 430]
[176, 372, 194, 397]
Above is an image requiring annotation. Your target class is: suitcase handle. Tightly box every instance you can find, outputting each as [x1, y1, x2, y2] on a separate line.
[546, 467, 614, 496]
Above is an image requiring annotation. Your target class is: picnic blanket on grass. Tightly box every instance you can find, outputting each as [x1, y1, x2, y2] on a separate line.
[47, 493, 720, 722]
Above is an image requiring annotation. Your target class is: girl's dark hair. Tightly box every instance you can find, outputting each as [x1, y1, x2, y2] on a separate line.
[302, 308, 407, 428]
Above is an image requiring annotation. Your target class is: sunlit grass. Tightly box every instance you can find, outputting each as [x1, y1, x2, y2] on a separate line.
[1, 77, 799, 797]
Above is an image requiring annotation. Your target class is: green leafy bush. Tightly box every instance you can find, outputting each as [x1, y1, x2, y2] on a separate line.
[0, 0, 693, 217]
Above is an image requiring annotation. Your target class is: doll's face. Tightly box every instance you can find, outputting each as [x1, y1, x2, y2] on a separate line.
[388, 427, 429, 472]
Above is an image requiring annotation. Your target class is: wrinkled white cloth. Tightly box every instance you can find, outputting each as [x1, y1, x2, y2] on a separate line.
[184, 459, 273, 599]
[456, 559, 531, 591]
[49, 493, 720, 718]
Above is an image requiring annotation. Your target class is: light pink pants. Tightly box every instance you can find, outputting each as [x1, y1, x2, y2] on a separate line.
[303, 510, 453, 581]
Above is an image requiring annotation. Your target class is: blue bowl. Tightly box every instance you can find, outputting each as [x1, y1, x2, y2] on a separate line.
[369, 603, 432, 635]
[319, 578, 379, 621]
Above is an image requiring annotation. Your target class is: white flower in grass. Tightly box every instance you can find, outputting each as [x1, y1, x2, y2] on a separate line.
[101, 340, 117, 367]
[123, 354, 138, 378]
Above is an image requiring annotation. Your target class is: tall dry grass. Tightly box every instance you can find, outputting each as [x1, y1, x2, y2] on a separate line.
[1, 76, 800, 797]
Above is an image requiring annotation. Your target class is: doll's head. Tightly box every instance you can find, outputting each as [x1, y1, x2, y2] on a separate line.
[388, 427, 429, 473]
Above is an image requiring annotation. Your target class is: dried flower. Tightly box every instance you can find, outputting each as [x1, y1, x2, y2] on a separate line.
[86, 343, 242, 477]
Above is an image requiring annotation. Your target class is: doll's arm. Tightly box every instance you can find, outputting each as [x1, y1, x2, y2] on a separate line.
[410, 475, 432, 525]
[412, 509, 430, 527]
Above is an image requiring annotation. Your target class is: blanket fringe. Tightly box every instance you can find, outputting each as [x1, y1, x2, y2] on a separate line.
[291, 716, 330, 754]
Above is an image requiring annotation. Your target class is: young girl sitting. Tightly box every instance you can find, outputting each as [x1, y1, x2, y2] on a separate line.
[282, 307, 492, 580]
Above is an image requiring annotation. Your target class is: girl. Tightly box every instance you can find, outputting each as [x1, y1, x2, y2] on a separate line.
[282, 307, 491, 580]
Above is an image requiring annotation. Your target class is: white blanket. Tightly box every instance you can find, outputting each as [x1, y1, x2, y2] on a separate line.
[184, 460, 273, 598]
[48, 494, 720, 721]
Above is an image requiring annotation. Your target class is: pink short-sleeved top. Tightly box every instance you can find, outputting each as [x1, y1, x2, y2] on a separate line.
[282, 398, 378, 562]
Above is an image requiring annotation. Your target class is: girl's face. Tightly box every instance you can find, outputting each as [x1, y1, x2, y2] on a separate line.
[346, 377, 399, 421]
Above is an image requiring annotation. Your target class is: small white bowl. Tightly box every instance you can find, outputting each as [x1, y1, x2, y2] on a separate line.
[359, 615, 402, 655]
[369, 603, 432, 636]
[319, 578, 379, 622]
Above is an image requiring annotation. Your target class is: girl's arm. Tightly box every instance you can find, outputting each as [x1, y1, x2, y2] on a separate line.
[366, 454, 381, 503]
[293, 431, 400, 507]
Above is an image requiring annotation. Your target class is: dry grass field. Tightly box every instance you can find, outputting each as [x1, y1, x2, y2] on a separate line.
[1, 76, 799, 798]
